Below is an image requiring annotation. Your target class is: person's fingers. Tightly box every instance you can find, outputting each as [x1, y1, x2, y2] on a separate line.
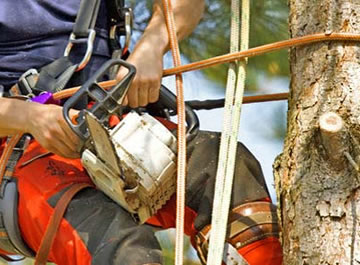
[40, 132, 78, 158]
[138, 84, 149, 107]
[52, 122, 80, 156]
[54, 141, 79, 158]
[59, 109, 79, 145]
[62, 127, 80, 150]
[148, 82, 160, 103]
[116, 66, 128, 81]
[57, 143, 80, 158]
[58, 135, 80, 156]
[123, 96, 129, 106]
[127, 83, 139, 108]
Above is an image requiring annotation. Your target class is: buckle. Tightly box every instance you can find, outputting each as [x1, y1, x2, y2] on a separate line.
[64, 29, 96, 72]
[12, 135, 31, 152]
[109, 8, 133, 55]
[223, 243, 249, 265]
[16, 69, 39, 97]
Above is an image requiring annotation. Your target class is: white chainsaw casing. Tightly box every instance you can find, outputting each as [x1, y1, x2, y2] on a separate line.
[82, 112, 177, 223]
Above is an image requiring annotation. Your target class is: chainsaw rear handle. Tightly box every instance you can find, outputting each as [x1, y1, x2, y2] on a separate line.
[146, 85, 200, 142]
[63, 59, 136, 142]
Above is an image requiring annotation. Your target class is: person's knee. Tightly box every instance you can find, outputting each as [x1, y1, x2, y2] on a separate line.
[193, 201, 282, 265]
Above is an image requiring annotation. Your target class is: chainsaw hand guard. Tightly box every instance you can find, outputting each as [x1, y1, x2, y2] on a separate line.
[63, 59, 136, 144]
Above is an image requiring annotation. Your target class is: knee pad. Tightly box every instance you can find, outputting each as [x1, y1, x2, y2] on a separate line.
[194, 201, 282, 265]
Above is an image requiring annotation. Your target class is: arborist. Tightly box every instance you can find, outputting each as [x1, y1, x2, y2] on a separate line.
[0, 0, 283, 264]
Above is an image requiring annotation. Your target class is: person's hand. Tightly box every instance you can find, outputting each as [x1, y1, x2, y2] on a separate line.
[26, 103, 81, 158]
[116, 39, 164, 108]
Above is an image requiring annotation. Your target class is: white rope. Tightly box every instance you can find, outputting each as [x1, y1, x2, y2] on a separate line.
[206, 0, 250, 264]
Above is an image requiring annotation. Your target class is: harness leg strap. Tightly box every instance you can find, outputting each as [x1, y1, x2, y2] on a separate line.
[194, 201, 282, 265]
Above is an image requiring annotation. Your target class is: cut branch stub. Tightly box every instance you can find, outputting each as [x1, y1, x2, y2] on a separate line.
[319, 112, 348, 167]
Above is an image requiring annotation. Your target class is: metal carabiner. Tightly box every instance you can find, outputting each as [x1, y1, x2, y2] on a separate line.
[122, 8, 133, 55]
[109, 8, 133, 55]
[16, 68, 39, 97]
[64, 29, 96, 72]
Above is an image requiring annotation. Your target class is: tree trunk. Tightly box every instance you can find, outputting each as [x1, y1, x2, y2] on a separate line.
[274, 0, 360, 264]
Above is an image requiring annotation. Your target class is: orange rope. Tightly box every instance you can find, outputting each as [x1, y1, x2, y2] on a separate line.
[243, 92, 288, 104]
[56, 32, 360, 103]
[161, 0, 187, 265]
[163, 32, 360, 76]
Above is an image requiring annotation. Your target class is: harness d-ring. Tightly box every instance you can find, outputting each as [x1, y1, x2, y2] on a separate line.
[64, 29, 96, 72]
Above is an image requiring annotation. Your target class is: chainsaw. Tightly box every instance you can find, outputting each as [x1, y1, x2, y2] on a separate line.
[63, 59, 199, 223]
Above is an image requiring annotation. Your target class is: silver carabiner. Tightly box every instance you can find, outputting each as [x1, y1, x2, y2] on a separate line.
[109, 8, 133, 55]
[123, 8, 133, 54]
[64, 29, 96, 72]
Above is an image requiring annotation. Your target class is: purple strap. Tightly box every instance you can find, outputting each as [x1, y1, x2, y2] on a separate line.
[31, 92, 60, 105]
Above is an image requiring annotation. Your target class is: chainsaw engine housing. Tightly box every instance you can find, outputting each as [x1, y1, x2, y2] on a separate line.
[82, 111, 177, 223]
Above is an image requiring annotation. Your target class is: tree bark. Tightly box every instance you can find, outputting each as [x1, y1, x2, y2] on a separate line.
[274, 0, 360, 264]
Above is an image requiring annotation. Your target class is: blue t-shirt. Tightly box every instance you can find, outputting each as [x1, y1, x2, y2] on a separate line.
[0, 0, 111, 89]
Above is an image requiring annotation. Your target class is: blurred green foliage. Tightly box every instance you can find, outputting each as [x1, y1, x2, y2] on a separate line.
[156, 230, 200, 265]
[129, 0, 289, 91]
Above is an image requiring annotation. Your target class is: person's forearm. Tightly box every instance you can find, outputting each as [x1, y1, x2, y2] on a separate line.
[136, 0, 205, 56]
[0, 98, 34, 137]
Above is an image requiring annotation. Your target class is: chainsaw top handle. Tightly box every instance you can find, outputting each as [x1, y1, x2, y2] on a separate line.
[63, 59, 136, 142]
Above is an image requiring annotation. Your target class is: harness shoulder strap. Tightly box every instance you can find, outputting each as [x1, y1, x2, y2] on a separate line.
[13, 0, 104, 97]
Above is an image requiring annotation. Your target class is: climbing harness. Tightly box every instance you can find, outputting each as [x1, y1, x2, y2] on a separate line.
[9, 0, 129, 98]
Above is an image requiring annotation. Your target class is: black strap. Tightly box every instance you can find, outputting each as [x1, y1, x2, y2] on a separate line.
[0, 135, 34, 257]
[106, 0, 125, 25]
[144, 85, 200, 142]
[35, 57, 77, 94]
[3, 136, 31, 180]
[73, 0, 102, 38]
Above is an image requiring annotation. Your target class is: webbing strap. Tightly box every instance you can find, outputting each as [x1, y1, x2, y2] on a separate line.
[73, 0, 101, 37]
[34, 183, 92, 265]
[0, 134, 22, 185]
[0, 135, 34, 258]
[106, 0, 125, 25]
[207, 0, 250, 264]
[35, 57, 78, 94]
